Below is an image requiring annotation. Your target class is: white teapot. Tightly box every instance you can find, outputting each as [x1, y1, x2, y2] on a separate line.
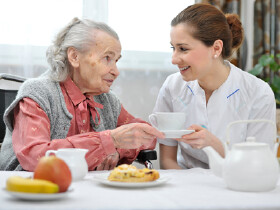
[203, 119, 279, 192]
[46, 148, 88, 181]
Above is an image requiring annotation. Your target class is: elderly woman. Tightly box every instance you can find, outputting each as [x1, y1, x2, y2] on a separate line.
[0, 17, 164, 171]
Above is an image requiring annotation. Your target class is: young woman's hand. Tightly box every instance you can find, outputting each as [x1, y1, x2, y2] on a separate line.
[176, 124, 225, 157]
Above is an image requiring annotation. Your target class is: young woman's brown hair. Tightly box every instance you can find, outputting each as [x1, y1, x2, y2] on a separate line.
[171, 3, 244, 59]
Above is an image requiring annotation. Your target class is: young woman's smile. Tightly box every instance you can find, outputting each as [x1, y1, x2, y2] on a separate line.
[170, 23, 213, 82]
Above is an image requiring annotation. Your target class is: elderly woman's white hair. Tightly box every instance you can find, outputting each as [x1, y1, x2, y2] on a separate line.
[46, 17, 119, 81]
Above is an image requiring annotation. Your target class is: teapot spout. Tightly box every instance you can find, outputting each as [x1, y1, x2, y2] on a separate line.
[203, 146, 225, 178]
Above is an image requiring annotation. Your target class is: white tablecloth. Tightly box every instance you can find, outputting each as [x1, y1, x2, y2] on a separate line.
[0, 168, 280, 210]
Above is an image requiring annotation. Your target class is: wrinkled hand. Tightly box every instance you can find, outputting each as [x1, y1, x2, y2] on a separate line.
[110, 123, 165, 149]
[176, 124, 220, 149]
[96, 152, 119, 171]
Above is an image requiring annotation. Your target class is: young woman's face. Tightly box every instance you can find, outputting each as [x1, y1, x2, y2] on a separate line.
[170, 23, 214, 82]
[72, 30, 122, 95]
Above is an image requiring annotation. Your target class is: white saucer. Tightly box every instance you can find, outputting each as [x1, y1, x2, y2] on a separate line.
[161, 130, 195, 138]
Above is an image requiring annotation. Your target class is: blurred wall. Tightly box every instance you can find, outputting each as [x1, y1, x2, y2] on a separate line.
[112, 69, 174, 169]
[112, 69, 173, 121]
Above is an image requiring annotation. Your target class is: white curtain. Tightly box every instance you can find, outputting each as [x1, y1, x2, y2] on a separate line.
[0, 0, 83, 78]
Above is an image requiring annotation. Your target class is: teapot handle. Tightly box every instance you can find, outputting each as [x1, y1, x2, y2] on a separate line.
[226, 119, 277, 146]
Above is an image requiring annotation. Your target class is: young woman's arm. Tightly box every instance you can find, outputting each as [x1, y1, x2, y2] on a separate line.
[160, 144, 181, 169]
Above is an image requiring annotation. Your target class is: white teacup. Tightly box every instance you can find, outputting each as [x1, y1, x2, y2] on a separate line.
[148, 112, 186, 131]
[45, 148, 88, 181]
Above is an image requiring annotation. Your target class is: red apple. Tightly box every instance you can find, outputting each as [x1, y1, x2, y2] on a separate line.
[34, 156, 72, 192]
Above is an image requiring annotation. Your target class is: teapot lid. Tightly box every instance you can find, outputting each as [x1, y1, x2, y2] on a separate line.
[233, 137, 268, 148]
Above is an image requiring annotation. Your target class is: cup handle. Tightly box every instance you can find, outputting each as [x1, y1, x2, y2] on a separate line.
[148, 114, 158, 129]
[45, 150, 57, 156]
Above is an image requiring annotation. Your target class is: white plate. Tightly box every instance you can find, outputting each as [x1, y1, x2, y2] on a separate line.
[161, 129, 195, 138]
[4, 188, 72, 201]
[93, 174, 169, 188]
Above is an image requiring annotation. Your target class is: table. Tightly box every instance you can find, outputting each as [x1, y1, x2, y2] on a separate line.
[0, 168, 280, 210]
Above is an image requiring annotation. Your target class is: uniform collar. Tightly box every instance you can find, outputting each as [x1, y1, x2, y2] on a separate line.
[189, 61, 235, 97]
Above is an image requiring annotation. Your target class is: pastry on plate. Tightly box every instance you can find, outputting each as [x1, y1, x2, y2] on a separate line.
[108, 164, 160, 182]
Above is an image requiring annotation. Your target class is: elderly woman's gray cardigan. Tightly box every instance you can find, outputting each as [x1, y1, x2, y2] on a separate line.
[0, 75, 121, 171]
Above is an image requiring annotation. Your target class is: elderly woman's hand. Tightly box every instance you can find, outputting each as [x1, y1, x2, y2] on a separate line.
[96, 152, 119, 171]
[110, 123, 165, 149]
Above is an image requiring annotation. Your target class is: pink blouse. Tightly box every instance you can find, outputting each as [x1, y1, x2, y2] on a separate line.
[12, 77, 156, 171]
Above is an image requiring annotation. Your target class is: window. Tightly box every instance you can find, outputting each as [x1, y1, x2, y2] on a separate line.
[0, 0, 82, 76]
[0, 0, 83, 46]
[108, 0, 193, 53]
[107, 0, 195, 71]
[0, 0, 194, 75]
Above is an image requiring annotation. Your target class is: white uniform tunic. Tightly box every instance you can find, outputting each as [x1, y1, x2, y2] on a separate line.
[154, 62, 276, 169]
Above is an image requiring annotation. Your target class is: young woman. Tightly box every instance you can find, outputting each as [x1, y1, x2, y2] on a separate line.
[153, 3, 276, 169]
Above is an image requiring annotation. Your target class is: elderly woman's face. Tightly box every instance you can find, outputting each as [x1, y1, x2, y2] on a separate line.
[71, 30, 122, 95]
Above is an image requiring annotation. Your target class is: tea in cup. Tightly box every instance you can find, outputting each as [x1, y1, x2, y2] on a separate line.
[148, 112, 186, 131]
[45, 148, 88, 181]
